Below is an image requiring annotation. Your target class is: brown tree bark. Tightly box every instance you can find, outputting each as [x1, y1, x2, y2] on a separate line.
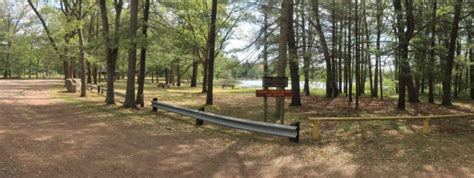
[136, 0, 150, 106]
[394, 0, 419, 110]
[87, 61, 92, 84]
[190, 60, 198, 87]
[469, 18, 473, 100]
[205, 0, 218, 105]
[331, 0, 338, 97]
[347, 0, 353, 102]
[362, 0, 374, 97]
[311, 0, 333, 98]
[123, 0, 139, 108]
[165, 67, 169, 84]
[355, 0, 360, 109]
[177, 62, 181, 87]
[442, 0, 462, 106]
[374, 0, 381, 99]
[98, 0, 117, 104]
[301, 0, 310, 96]
[288, 0, 301, 106]
[93, 63, 97, 84]
[275, 0, 290, 123]
[454, 40, 462, 98]
[428, 0, 437, 104]
[202, 61, 208, 93]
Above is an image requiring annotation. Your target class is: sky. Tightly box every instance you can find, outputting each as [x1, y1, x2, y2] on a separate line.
[224, 21, 262, 62]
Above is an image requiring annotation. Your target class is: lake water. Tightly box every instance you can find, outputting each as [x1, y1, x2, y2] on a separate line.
[237, 79, 327, 89]
[237, 80, 391, 90]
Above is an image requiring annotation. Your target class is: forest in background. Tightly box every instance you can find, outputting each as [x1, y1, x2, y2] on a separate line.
[0, 0, 473, 111]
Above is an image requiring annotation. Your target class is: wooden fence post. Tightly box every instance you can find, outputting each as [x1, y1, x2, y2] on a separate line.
[312, 120, 321, 141]
[423, 118, 430, 134]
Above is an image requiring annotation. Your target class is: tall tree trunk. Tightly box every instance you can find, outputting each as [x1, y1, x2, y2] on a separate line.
[87, 61, 92, 84]
[362, 0, 374, 97]
[262, 2, 271, 122]
[99, 0, 116, 104]
[428, 0, 437, 104]
[190, 60, 198, 87]
[442, 0, 462, 106]
[72, 59, 77, 78]
[311, 0, 333, 98]
[288, 0, 301, 106]
[165, 67, 169, 84]
[331, 0, 338, 97]
[98, 67, 102, 83]
[170, 64, 175, 85]
[375, 0, 381, 98]
[77, 0, 86, 97]
[394, 0, 419, 110]
[110, 0, 123, 84]
[29, 59, 32, 79]
[136, 0, 150, 106]
[63, 59, 69, 79]
[355, 0, 360, 109]
[347, 0, 353, 102]
[454, 40, 462, 98]
[34, 58, 39, 78]
[338, 18, 343, 94]
[469, 18, 473, 100]
[155, 66, 159, 83]
[151, 70, 154, 83]
[177, 62, 181, 87]
[205, 0, 218, 105]
[275, 0, 290, 123]
[93, 63, 98, 84]
[124, 0, 139, 108]
[301, 0, 310, 96]
[202, 61, 208, 93]
[343, 11, 348, 96]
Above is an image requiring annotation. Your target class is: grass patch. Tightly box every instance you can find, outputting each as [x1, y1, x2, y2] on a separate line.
[50, 80, 474, 175]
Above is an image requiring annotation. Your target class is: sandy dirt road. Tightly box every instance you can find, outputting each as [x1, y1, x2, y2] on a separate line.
[0, 80, 472, 177]
[0, 80, 310, 177]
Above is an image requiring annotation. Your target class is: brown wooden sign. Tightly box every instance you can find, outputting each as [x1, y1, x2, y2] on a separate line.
[262, 76, 288, 88]
[256, 90, 292, 97]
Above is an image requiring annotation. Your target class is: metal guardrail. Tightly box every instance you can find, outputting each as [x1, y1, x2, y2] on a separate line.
[86, 85, 299, 142]
[151, 98, 300, 142]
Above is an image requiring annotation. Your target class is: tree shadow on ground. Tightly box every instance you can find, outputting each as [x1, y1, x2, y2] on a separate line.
[2, 80, 472, 177]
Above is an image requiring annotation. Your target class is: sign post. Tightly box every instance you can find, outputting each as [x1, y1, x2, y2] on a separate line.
[263, 78, 268, 122]
[259, 76, 290, 123]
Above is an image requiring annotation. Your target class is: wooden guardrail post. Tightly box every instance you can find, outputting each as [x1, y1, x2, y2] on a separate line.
[422, 118, 430, 134]
[312, 120, 321, 141]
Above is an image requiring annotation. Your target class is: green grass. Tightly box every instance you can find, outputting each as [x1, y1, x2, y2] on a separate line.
[52, 80, 474, 175]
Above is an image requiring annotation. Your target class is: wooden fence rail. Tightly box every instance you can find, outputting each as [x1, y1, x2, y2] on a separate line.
[309, 114, 474, 141]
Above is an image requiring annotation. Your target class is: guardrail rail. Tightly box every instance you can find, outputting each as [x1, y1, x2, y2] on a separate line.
[309, 114, 474, 141]
[151, 98, 300, 142]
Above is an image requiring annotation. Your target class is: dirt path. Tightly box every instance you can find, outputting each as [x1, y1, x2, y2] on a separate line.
[0, 80, 472, 177]
[0, 80, 307, 177]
